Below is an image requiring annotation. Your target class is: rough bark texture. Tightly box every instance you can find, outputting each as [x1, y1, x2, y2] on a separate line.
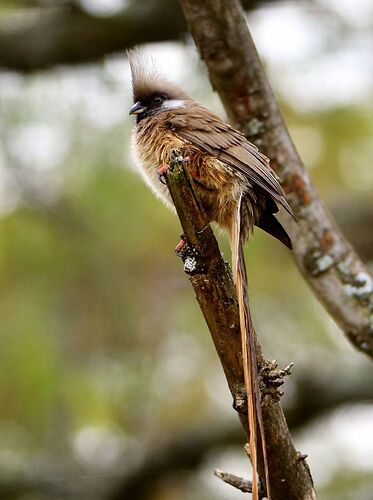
[164, 162, 316, 500]
[179, 0, 373, 359]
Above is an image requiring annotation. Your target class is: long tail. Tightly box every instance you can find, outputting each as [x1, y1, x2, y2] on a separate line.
[230, 196, 270, 500]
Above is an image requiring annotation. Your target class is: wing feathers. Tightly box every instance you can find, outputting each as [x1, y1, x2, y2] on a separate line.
[167, 106, 293, 217]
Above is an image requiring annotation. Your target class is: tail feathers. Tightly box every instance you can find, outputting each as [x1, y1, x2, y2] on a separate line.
[236, 240, 259, 500]
[231, 197, 270, 500]
[256, 212, 293, 250]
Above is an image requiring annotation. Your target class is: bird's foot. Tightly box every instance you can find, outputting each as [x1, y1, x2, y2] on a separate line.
[181, 155, 190, 167]
[170, 149, 190, 169]
[157, 154, 190, 184]
[175, 233, 187, 256]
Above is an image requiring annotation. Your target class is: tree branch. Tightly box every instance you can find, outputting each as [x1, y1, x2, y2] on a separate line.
[179, 0, 373, 359]
[0, 1, 185, 71]
[0, 0, 284, 72]
[162, 158, 315, 500]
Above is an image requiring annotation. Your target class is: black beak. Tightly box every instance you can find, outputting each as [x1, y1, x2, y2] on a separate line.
[129, 101, 146, 115]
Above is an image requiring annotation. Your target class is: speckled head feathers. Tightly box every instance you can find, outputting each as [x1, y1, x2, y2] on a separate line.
[128, 49, 191, 103]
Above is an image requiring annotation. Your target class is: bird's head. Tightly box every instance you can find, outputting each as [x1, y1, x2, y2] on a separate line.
[128, 50, 191, 123]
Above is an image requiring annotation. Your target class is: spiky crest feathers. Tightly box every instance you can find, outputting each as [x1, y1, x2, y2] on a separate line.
[127, 49, 191, 103]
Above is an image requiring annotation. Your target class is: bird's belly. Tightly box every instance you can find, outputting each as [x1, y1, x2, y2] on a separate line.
[131, 128, 186, 210]
[132, 128, 251, 231]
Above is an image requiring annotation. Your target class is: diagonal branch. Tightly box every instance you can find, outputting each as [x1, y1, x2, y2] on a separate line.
[179, 0, 373, 359]
[163, 158, 316, 500]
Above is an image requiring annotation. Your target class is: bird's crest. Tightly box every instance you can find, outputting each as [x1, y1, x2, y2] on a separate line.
[127, 49, 190, 102]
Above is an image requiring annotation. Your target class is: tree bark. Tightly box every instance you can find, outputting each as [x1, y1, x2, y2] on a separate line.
[163, 161, 316, 500]
[179, 0, 373, 360]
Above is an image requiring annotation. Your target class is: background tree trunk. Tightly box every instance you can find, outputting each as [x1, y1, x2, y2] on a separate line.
[179, 0, 373, 359]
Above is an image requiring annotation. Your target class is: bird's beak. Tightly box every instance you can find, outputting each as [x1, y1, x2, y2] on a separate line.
[129, 101, 146, 115]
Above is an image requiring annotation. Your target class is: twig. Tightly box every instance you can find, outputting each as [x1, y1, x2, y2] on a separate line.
[214, 468, 266, 497]
[164, 159, 316, 500]
[260, 360, 294, 403]
[179, 0, 373, 359]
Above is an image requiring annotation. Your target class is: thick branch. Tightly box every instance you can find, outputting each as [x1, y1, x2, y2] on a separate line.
[0, 0, 283, 71]
[163, 161, 315, 500]
[0, 1, 185, 72]
[179, 0, 373, 359]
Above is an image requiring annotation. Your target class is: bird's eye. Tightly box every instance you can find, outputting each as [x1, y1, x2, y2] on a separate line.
[151, 95, 164, 105]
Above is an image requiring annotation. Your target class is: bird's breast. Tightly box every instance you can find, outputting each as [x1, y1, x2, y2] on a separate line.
[131, 117, 253, 231]
[131, 119, 186, 208]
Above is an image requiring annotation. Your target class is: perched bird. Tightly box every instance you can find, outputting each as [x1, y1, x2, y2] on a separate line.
[129, 52, 293, 500]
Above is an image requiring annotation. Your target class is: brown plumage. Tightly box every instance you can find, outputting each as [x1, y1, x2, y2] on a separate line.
[129, 52, 293, 500]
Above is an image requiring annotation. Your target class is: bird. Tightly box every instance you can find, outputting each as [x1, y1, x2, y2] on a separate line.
[128, 51, 293, 500]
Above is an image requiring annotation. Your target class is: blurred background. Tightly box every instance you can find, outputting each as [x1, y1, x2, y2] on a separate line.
[0, 0, 372, 499]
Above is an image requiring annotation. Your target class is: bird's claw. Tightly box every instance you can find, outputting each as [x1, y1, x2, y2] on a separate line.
[157, 164, 169, 184]
[181, 155, 190, 167]
[170, 149, 190, 169]
[175, 234, 187, 255]
[157, 154, 191, 184]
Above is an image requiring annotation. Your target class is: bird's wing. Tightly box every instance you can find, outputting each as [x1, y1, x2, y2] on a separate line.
[167, 106, 293, 216]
